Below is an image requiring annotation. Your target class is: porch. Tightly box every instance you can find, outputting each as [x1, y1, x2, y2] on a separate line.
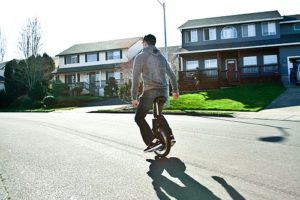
[65, 79, 127, 96]
[179, 64, 280, 91]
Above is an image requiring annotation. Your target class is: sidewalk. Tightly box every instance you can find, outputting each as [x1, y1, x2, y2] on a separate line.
[234, 84, 300, 121]
[53, 85, 300, 121]
[52, 98, 129, 114]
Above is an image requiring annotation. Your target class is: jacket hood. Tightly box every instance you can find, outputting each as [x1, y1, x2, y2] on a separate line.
[143, 45, 161, 56]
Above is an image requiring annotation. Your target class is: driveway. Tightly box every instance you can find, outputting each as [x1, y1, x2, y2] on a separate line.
[234, 84, 300, 121]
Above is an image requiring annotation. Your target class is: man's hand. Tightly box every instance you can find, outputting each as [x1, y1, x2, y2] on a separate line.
[131, 100, 140, 108]
[172, 92, 180, 100]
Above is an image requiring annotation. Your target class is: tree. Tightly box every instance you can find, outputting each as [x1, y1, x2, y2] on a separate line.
[18, 17, 42, 59]
[15, 17, 54, 93]
[4, 60, 28, 102]
[17, 53, 55, 92]
[0, 28, 6, 62]
[4, 54, 55, 101]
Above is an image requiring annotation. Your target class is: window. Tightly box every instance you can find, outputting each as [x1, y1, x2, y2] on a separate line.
[106, 50, 122, 60]
[294, 23, 300, 30]
[262, 22, 276, 36]
[263, 55, 278, 72]
[86, 52, 98, 62]
[221, 26, 237, 39]
[65, 55, 79, 64]
[186, 60, 199, 70]
[185, 29, 198, 43]
[203, 28, 216, 41]
[243, 56, 258, 73]
[242, 24, 256, 37]
[65, 74, 76, 84]
[204, 59, 217, 68]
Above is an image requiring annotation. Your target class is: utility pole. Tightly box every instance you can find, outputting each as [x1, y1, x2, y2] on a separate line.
[157, 0, 170, 107]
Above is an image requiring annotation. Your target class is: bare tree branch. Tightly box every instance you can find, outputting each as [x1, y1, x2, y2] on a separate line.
[0, 28, 6, 62]
[18, 17, 42, 59]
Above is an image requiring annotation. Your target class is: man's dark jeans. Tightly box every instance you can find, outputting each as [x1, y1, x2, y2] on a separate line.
[134, 89, 172, 145]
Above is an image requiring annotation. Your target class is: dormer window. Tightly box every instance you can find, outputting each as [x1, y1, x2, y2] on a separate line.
[262, 22, 276, 36]
[242, 24, 256, 37]
[185, 29, 198, 43]
[221, 26, 237, 39]
[203, 28, 216, 41]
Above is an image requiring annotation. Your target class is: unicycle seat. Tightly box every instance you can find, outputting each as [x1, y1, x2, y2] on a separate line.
[154, 96, 166, 104]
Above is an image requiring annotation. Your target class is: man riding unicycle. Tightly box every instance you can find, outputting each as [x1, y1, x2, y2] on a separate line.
[131, 34, 179, 153]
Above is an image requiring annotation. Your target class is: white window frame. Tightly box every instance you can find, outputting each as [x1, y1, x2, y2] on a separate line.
[243, 56, 258, 73]
[204, 59, 218, 69]
[86, 52, 98, 62]
[186, 60, 199, 70]
[185, 29, 198, 43]
[242, 24, 256, 37]
[263, 55, 278, 65]
[107, 71, 115, 79]
[203, 28, 216, 41]
[294, 23, 300, 31]
[261, 22, 276, 36]
[263, 55, 278, 72]
[65, 55, 79, 64]
[221, 26, 238, 39]
[107, 50, 121, 60]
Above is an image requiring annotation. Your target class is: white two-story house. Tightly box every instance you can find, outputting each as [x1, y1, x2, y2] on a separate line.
[54, 37, 142, 96]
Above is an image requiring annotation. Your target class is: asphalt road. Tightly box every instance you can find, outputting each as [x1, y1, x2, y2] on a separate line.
[0, 112, 299, 200]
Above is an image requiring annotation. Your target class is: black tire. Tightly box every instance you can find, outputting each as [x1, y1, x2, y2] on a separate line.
[154, 127, 171, 157]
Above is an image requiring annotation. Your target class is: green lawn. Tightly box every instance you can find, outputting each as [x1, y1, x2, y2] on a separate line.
[169, 83, 285, 111]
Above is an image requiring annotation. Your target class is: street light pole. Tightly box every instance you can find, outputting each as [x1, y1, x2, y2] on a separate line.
[157, 0, 170, 107]
[157, 0, 168, 59]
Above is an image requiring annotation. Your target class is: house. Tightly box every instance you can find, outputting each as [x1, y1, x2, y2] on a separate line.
[159, 45, 181, 74]
[54, 37, 143, 96]
[177, 10, 300, 91]
[0, 61, 7, 91]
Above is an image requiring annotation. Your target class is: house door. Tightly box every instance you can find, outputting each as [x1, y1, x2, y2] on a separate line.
[89, 72, 96, 87]
[226, 59, 239, 83]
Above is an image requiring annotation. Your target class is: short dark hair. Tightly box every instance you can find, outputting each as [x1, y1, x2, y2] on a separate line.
[143, 34, 156, 45]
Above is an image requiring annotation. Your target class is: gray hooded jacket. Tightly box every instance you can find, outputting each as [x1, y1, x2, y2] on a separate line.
[131, 45, 178, 100]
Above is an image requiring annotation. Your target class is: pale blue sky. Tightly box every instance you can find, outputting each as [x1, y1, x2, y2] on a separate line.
[0, 0, 299, 61]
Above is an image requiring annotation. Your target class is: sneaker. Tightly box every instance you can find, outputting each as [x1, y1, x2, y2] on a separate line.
[170, 135, 176, 146]
[144, 139, 163, 153]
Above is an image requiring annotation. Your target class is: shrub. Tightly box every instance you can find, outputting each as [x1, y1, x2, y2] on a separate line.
[28, 81, 47, 101]
[0, 90, 10, 108]
[9, 95, 33, 109]
[43, 96, 56, 108]
[51, 80, 67, 97]
[104, 77, 119, 97]
[118, 79, 132, 101]
[32, 101, 43, 108]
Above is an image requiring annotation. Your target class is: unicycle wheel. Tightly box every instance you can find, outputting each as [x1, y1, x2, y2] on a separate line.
[154, 127, 171, 157]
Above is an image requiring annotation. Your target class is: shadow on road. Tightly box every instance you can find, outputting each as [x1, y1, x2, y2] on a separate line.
[146, 157, 245, 200]
[204, 117, 290, 144]
[212, 176, 246, 200]
[146, 157, 220, 200]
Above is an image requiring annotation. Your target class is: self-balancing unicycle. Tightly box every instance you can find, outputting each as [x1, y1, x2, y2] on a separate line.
[152, 96, 172, 157]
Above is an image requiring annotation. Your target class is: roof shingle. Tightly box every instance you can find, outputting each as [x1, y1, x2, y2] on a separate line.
[178, 10, 282, 30]
[57, 37, 142, 56]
